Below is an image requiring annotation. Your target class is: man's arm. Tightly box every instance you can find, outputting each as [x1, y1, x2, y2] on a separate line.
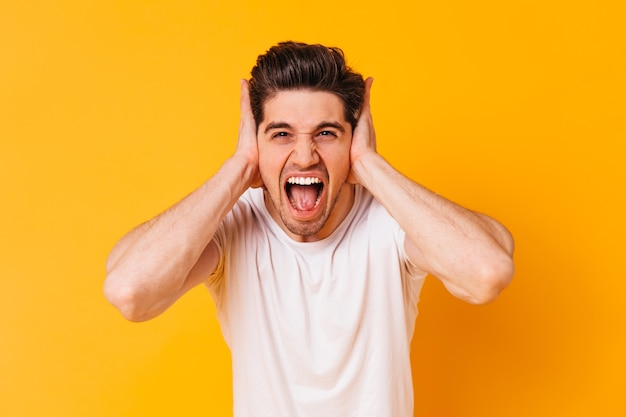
[349, 79, 514, 304]
[104, 80, 261, 321]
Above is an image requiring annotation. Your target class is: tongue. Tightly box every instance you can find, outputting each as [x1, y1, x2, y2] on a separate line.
[290, 185, 318, 211]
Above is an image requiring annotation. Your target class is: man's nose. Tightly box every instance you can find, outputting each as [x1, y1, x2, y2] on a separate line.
[290, 137, 320, 167]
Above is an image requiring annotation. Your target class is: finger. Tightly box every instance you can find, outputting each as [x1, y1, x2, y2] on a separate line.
[239, 79, 256, 136]
[358, 77, 376, 150]
[362, 77, 374, 115]
[355, 77, 374, 129]
[239, 79, 252, 118]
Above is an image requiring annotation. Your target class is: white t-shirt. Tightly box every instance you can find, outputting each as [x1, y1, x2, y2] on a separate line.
[206, 186, 426, 417]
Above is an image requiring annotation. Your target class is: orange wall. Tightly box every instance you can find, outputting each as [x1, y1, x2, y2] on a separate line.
[1, 1, 624, 416]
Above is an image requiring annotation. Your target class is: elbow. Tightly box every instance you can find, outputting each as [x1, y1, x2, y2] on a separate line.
[466, 255, 515, 305]
[103, 274, 155, 322]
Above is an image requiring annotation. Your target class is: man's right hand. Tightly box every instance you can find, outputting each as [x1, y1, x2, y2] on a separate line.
[235, 79, 264, 189]
[104, 79, 266, 322]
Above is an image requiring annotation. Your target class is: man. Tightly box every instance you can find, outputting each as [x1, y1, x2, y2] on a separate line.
[105, 41, 514, 417]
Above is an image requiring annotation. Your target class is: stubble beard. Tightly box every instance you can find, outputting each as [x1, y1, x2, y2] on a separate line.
[266, 176, 348, 238]
[273, 192, 334, 237]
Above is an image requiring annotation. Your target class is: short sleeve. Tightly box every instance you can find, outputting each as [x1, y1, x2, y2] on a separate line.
[203, 212, 230, 300]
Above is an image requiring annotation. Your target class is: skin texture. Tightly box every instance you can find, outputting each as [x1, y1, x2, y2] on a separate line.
[104, 77, 514, 322]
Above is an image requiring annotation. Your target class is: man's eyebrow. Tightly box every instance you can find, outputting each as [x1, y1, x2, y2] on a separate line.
[264, 121, 293, 133]
[317, 121, 346, 133]
[264, 121, 346, 134]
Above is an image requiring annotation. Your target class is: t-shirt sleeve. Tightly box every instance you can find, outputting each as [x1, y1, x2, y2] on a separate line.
[203, 205, 234, 300]
[395, 227, 428, 281]
[368, 194, 427, 282]
[368, 195, 427, 310]
[203, 190, 256, 301]
[205, 226, 226, 288]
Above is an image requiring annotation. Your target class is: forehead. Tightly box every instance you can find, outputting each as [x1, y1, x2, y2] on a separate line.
[260, 90, 348, 129]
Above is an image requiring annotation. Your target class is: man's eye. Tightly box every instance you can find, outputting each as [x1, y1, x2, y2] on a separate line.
[272, 131, 290, 138]
[318, 131, 337, 138]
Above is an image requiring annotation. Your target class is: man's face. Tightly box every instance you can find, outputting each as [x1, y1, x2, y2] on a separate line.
[257, 89, 354, 242]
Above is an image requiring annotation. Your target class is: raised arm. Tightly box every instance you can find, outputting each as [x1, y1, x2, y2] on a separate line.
[104, 80, 261, 321]
[349, 79, 514, 304]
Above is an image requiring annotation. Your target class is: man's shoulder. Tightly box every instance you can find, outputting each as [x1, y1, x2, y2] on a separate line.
[238, 187, 263, 206]
[353, 186, 390, 221]
[223, 188, 274, 234]
[229, 187, 266, 219]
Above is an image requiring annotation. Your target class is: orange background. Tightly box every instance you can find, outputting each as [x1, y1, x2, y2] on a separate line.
[1, 1, 624, 416]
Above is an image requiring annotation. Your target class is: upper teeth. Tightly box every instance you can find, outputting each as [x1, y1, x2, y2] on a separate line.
[287, 177, 321, 185]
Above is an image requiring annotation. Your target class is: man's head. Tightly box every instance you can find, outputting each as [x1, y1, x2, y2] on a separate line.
[249, 42, 366, 242]
[249, 41, 365, 131]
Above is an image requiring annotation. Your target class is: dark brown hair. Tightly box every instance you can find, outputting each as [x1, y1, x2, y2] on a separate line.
[249, 41, 365, 130]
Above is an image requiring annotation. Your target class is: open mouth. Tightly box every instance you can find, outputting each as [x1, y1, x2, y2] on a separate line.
[285, 177, 324, 212]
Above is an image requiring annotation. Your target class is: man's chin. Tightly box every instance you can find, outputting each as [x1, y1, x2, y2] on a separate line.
[280, 214, 327, 239]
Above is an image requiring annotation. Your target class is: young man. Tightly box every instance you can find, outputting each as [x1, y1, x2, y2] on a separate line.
[105, 41, 514, 417]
